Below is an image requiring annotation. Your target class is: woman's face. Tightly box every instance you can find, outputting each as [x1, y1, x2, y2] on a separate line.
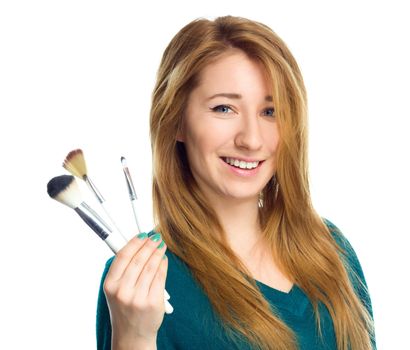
[178, 49, 279, 204]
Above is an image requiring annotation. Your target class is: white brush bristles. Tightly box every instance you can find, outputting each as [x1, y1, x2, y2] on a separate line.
[63, 149, 87, 178]
[54, 178, 83, 209]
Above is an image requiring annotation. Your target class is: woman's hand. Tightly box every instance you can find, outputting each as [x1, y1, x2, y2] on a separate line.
[103, 233, 168, 349]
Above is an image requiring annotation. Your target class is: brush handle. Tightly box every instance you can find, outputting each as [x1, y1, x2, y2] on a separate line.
[75, 203, 127, 253]
[100, 201, 129, 241]
[84, 176, 105, 203]
[131, 199, 142, 233]
[83, 176, 128, 240]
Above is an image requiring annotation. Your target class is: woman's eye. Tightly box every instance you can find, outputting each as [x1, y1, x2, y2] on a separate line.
[211, 105, 233, 113]
[210, 105, 274, 116]
[263, 107, 275, 117]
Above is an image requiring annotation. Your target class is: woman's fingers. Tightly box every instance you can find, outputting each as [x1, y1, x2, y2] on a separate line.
[120, 235, 166, 292]
[149, 254, 168, 303]
[103, 230, 168, 304]
[132, 242, 167, 297]
[105, 233, 149, 282]
[103, 232, 169, 342]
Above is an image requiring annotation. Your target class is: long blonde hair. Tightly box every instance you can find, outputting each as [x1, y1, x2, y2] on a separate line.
[150, 16, 374, 350]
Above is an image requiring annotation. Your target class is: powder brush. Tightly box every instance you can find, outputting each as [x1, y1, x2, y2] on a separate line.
[47, 175, 127, 253]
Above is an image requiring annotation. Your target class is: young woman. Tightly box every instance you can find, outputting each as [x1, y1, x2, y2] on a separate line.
[96, 16, 376, 350]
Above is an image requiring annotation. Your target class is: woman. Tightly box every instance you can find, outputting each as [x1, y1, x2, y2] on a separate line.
[97, 16, 376, 350]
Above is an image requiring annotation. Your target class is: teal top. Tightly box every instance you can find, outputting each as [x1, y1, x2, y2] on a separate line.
[96, 219, 376, 349]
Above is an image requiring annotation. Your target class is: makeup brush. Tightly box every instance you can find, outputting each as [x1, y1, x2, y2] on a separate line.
[47, 175, 173, 313]
[121, 156, 171, 302]
[63, 149, 127, 241]
[47, 175, 127, 253]
[121, 156, 142, 233]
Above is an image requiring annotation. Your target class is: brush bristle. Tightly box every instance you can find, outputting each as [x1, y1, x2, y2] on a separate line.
[121, 156, 127, 167]
[63, 149, 87, 178]
[47, 175, 83, 209]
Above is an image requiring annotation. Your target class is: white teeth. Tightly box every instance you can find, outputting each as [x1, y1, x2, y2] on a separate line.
[224, 157, 259, 169]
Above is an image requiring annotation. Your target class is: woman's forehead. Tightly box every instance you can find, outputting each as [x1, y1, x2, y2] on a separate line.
[192, 53, 273, 100]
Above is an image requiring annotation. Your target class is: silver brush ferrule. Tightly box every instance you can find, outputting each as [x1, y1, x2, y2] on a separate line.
[74, 202, 112, 240]
[123, 167, 137, 200]
[84, 175, 105, 203]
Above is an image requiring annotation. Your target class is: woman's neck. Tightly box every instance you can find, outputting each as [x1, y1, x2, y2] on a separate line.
[206, 194, 294, 291]
[210, 195, 265, 259]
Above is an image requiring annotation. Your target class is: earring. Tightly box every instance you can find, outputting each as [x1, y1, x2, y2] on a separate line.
[258, 191, 264, 208]
[258, 175, 278, 208]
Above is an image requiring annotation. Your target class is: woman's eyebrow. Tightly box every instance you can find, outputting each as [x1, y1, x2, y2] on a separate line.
[207, 93, 273, 102]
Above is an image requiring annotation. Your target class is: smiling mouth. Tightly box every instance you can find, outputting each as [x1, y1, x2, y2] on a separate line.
[221, 157, 262, 170]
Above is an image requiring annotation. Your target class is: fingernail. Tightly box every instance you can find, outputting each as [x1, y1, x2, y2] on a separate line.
[162, 254, 167, 260]
[149, 233, 162, 242]
[157, 240, 165, 249]
[136, 232, 148, 239]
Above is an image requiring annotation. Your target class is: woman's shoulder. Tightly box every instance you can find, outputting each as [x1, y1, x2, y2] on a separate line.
[322, 218, 373, 310]
[322, 218, 361, 264]
[322, 218, 363, 270]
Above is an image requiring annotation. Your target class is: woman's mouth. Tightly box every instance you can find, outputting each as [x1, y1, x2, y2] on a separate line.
[222, 157, 260, 169]
[220, 157, 264, 176]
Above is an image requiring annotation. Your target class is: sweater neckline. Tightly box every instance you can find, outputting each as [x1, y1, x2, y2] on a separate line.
[255, 279, 295, 295]
[255, 280, 309, 317]
[164, 246, 310, 317]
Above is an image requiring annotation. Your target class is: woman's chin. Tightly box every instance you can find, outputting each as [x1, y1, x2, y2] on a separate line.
[220, 190, 261, 203]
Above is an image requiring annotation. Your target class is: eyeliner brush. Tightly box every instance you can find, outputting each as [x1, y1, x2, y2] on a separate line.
[121, 156, 142, 233]
[121, 156, 171, 302]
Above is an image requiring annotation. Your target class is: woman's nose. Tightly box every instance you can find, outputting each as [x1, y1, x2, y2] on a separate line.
[234, 115, 263, 151]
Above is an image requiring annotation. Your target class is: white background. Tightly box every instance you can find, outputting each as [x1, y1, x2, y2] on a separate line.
[1, 1, 409, 348]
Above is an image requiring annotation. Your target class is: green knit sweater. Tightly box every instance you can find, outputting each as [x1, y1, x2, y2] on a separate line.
[96, 219, 376, 349]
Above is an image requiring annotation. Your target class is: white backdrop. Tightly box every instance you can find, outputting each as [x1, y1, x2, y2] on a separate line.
[1, 1, 408, 348]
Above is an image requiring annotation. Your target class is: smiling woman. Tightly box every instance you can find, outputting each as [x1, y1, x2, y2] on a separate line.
[177, 49, 280, 202]
[96, 16, 376, 350]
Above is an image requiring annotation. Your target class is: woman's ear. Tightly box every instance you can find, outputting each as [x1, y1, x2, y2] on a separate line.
[176, 120, 185, 142]
[176, 131, 185, 142]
